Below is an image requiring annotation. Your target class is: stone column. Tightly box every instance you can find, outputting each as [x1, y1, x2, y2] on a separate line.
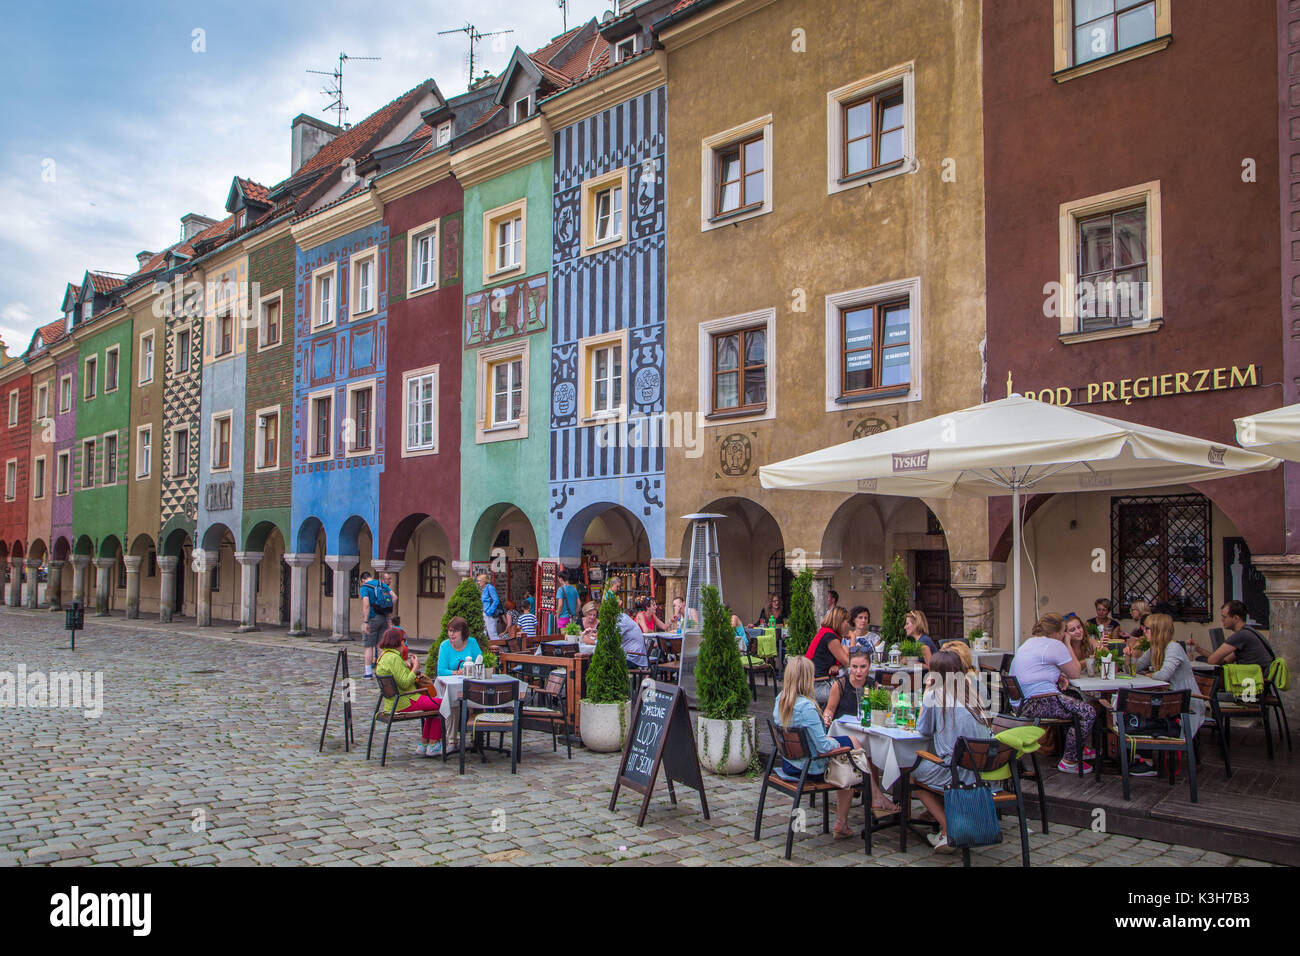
[371, 559, 405, 620]
[283, 553, 315, 636]
[234, 551, 263, 632]
[46, 559, 65, 610]
[324, 554, 359, 642]
[801, 557, 843, 625]
[1250, 555, 1300, 715]
[651, 557, 688, 610]
[192, 550, 217, 627]
[92, 557, 114, 615]
[157, 556, 179, 622]
[123, 555, 143, 619]
[451, 560, 474, 589]
[70, 555, 90, 610]
[6, 558, 21, 607]
[24, 559, 41, 609]
[950, 559, 1008, 646]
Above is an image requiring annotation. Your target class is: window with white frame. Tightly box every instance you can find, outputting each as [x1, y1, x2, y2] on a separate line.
[615, 35, 638, 62]
[351, 251, 378, 317]
[313, 267, 336, 329]
[579, 331, 628, 421]
[6, 390, 17, 427]
[475, 342, 528, 443]
[56, 450, 70, 496]
[701, 116, 773, 231]
[84, 356, 98, 400]
[408, 221, 439, 294]
[36, 383, 48, 420]
[698, 308, 777, 424]
[512, 96, 532, 123]
[346, 383, 374, 454]
[171, 427, 189, 477]
[259, 293, 281, 349]
[310, 391, 333, 459]
[827, 63, 916, 194]
[403, 366, 438, 456]
[32, 456, 45, 499]
[581, 168, 628, 256]
[136, 425, 152, 479]
[59, 374, 72, 413]
[483, 199, 526, 283]
[138, 331, 155, 383]
[255, 408, 279, 471]
[436, 121, 451, 147]
[211, 412, 232, 471]
[82, 438, 96, 488]
[1054, 0, 1169, 78]
[81, 301, 92, 322]
[103, 432, 118, 485]
[4, 459, 15, 500]
[824, 277, 923, 410]
[175, 327, 192, 372]
[105, 346, 119, 392]
[1058, 181, 1163, 341]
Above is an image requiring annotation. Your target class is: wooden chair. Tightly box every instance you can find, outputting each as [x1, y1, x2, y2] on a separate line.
[742, 634, 776, 701]
[753, 718, 864, 860]
[1002, 674, 1087, 776]
[1110, 688, 1197, 802]
[366, 674, 445, 767]
[1192, 669, 1232, 777]
[458, 679, 523, 775]
[905, 736, 1032, 867]
[991, 714, 1050, 835]
[521, 668, 572, 759]
[1215, 672, 1276, 760]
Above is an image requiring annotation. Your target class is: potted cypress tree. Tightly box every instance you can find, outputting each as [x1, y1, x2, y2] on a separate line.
[880, 554, 910, 652]
[784, 568, 815, 658]
[579, 593, 631, 752]
[424, 576, 489, 674]
[694, 585, 755, 775]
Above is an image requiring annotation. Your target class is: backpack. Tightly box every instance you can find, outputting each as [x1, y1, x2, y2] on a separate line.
[364, 581, 393, 614]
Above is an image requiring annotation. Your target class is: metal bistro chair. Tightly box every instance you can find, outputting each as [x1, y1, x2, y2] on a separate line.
[1001, 674, 1088, 776]
[521, 668, 573, 759]
[753, 718, 865, 861]
[990, 714, 1051, 835]
[458, 679, 523, 775]
[906, 736, 1032, 867]
[1110, 688, 1197, 803]
[742, 632, 777, 701]
[367, 675, 446, 768]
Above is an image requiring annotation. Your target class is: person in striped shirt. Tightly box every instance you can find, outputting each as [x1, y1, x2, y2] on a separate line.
[516, 608, 538, 637]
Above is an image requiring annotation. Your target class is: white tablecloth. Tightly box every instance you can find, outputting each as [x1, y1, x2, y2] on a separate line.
[972, 648, 1010, 669]
[830, 719, 931, 789]
[434, 675, 526, 732]
[1070, 675, 1168, 694]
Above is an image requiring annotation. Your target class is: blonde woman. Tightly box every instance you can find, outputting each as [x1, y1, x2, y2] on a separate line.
[806, 605, 851, 705]
[906, 609, 939, 665]
[1133, 613, 1204, 739]
[1008, 613, 1095, 772]
[774, 657, 857, 838]
[1063, 613, 1099, 665]
[1124, 600, 1152, 640]
[941, 640, 975, 674]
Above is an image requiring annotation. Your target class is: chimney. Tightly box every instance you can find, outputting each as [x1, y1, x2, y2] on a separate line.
[180, 213, 217, 241]
[136, 250, 155, 269]
[291, 114, 341, 175]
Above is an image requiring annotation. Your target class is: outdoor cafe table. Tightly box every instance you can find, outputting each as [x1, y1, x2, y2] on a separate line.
[434, 674, 528, 739]
[830, 719, 931, 790]
[972, 648, 1010, 670]
[1069, 674, 1169, 694]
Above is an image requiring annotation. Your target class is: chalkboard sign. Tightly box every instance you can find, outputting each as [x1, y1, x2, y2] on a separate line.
[64, 601, 84, 651]
[609, 682, 710, 826]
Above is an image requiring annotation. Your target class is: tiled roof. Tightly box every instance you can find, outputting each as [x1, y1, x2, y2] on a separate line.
[87, 272, 125, 294]
[467, 105, 504, 131]
[66, 283, 81, 302]
[36, 319, 67, 347]
[555, 34, 610, 80]
[531, 24, 587, 66]
[274, 82, 432, 187]
[236, 177, 270, 204]
[532, 58, 573, 87]
[129, 214, 237, 278]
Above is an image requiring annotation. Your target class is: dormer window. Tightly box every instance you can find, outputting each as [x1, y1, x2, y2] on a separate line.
[65, 310, 73, 333]
[436, 122, 451, 147]
[236, 211, 246, 229]
[81, 301, 92, 322]
[512, 96, 532, 124]
[616, 36, 638, 62]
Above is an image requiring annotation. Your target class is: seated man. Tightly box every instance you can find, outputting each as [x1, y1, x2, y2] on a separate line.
[1185, 600, 1275, 669]
[617, 606, 649, 668]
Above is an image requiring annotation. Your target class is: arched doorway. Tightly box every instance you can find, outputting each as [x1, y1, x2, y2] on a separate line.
[386, 514, 453, 640]
[559, 502, 656, 610]
[161, 526, 196, 619]
[200, 523, 239, 624]
[682, 497, 785, 624]
[246, 522, 289, 627]
[128, 534, 158, 617]
[468, 503, 541, 608]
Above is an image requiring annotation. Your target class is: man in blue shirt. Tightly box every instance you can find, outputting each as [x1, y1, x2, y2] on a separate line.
[617, 608, 649, 668]
[359, 571, 394, 677]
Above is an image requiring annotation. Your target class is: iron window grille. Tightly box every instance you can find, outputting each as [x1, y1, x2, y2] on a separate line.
[1111, 493, 1212, 622]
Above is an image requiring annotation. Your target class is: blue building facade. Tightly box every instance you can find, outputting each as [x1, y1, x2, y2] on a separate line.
[548, 86, 668, 561]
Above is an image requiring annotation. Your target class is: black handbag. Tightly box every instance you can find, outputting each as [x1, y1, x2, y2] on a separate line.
[1123, 712, 1181, 737]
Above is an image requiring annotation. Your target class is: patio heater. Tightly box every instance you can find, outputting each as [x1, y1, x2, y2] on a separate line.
[679, 513, 724, 705]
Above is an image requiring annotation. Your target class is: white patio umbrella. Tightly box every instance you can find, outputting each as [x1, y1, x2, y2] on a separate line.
[1235, 403, 1300, 462]
[759, 395, 1280, 647]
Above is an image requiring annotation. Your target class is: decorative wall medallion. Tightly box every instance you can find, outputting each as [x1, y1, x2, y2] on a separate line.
[718, 433, 752, 477]
[853, 417, 891, 439]
[553, 382, 576, 418]
[634, 366, 660, 405]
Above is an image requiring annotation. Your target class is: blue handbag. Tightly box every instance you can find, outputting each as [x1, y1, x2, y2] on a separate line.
[943, 785, 1002, 847]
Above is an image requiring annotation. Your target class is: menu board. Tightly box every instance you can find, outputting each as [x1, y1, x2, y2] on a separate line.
[609, 682, 710, 827]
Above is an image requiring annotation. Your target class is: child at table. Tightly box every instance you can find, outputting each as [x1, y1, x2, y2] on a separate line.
[911, 650, 996, 853]
[376, 628, 443, 758]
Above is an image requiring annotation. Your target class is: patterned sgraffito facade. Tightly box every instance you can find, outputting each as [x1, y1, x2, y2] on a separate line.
[291, 222, 389, 559]
[548, 86, 667, 559]
[160, 275, 204, 554]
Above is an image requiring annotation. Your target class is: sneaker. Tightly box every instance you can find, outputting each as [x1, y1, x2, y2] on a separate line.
[927, 831, 954, 853]
[1128, 759, 1157, 777]
[1057, 758, 1094, 773]
[423, 742, 444, 758]
[1082, 747, 1097, 760]
[415, 743, 427, 757]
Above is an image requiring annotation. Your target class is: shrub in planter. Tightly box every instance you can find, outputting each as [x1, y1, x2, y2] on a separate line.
[867, 687, 893, 726]
[694, 585, 756, 774]
[898, 638, 923, 663]
[580, 593, 631, 752]
[784, 568, 816, 657]
[881, 554, 910, 649]
[563, 620, 582, 637]
[424, 577, 488, 674]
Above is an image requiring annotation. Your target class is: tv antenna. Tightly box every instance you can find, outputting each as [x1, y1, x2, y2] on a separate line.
[307, 52, 382, 129]
[438, 22, 513, 84]
[558, 0, 568, 32]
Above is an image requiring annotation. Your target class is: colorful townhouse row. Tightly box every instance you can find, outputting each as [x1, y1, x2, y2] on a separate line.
[2, 1, 1299, 696]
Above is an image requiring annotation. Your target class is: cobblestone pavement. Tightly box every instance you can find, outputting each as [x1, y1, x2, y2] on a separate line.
[0, 609, 1274, 867]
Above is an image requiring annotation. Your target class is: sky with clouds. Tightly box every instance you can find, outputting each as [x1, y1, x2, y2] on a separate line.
[0, 0, 621, 355]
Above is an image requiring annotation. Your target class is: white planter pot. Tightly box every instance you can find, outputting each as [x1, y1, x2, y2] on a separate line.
[870, 709, 887, 727]
[695, 715, 756, 775]
[580, 700, 631, 753]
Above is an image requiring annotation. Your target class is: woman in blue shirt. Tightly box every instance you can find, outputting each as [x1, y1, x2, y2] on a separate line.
[477, 572, 502, 642]
[773, 656, 857, 839]
[437, 616, 484, 676]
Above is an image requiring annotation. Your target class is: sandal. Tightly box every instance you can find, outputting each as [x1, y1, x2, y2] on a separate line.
[872, 798, 901, 814]
[832, 822, 855, 840]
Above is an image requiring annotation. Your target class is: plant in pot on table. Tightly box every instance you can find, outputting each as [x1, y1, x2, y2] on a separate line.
[694, 584, 757, 775]
[865, 687, 893, 727]
[579, 593, 631, 752]
[898, 639, 923, 666]
[563, 620, 582, 638]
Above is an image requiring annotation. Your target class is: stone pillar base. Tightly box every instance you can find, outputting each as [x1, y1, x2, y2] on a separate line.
[1249, 555, 1300, 715]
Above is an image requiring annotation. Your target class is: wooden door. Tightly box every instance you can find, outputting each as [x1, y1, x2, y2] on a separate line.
[914, 550, 963, 643]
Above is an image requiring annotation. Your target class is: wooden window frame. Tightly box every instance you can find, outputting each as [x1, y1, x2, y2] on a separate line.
[4, 459, 16, 501]
[308, 390, 333, 460]
[482, 199, 527, 285]
[700, 116, 773, 231]
[170, 426, 190, 479]
[1052, 0, 1171, 82]
[345, 381, 375, 457]
[418, 556, 446, 599]
[58, 374, 72, 414]
[827, 63, 916, 195]
[32, 455, 45, 500]
[175, 327, 193, 373]
[841, 85, 906, 181]
[838, 297, 912, 398]
[104, 345, 120, 393]
[580, 168, 630, 257]
[210, 411, 233, 473]
[258, 291, 283, 351]
[255, 406, 281, 472]
[82, 438, 96, 488]
[56, 450, 70, 496]
[102, 431, 118, 486]
[710, 325, 768, 415]
[83, 355, 98, 400]
[824, 277, 923, 411]
[7, 390, 17, 428]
